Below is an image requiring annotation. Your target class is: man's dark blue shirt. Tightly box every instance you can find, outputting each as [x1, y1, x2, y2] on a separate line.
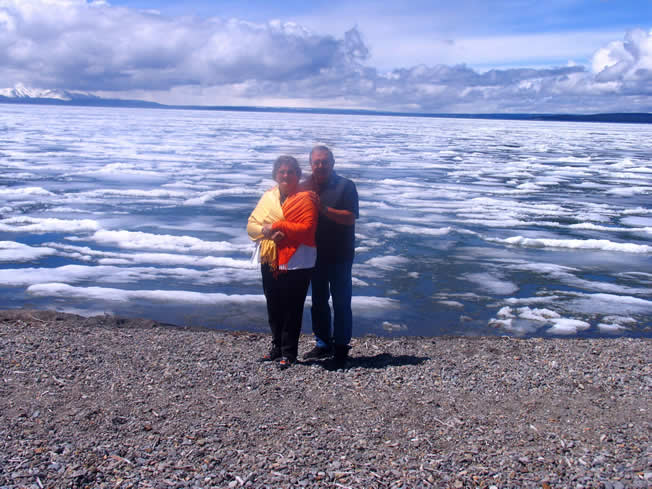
[314, 172, 359, 264]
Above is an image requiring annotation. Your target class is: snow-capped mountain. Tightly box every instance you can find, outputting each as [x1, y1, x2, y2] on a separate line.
[0, 83, 166, 108]
[0, 83, 97, 101]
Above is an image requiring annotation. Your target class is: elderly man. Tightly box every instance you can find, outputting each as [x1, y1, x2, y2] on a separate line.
[302, 145, 359, 368]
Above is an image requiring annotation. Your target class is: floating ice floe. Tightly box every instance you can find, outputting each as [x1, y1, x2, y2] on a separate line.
[79, 188, 188, 199]
[0, 217, 100, 233]
[26, 283, 266, 305]
[89, 229, 246, 253]
[98, 253, 252, 269]
[0, 187, 55, 199]
[496, 236, 651, 253]
[0, 241, 56, 263]
[566, 292, 652, 316]
[184, 187, 260, 206]
[25, 283, 398, 315]
[465, 272, 519, 295]
[364, 255, 410, 270]
[0, 264, 259, 288]
[77, 163, 170, 183]
[606, 186, 651, 197]
[438, 300, 464, 309]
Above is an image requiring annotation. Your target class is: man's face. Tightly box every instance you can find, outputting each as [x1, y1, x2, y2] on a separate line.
[310, 149, 333, 185]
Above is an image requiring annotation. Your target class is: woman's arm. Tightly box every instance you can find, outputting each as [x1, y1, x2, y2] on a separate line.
[271, 193, 318, 242]
[247, 189, 283, 241]
[247, 201, 265, 240]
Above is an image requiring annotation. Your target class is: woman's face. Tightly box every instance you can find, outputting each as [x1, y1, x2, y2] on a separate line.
[276, 163, 299, 196]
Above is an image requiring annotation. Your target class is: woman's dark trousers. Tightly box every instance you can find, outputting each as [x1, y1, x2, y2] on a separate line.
[261, 264, 312, 360]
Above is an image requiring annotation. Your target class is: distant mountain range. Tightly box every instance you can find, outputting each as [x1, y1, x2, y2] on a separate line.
[0, 84, 165, 109]
[2, 84, 651, 124]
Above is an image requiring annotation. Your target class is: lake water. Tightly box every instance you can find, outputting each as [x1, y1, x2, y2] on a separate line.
[1, 104, 651, 337]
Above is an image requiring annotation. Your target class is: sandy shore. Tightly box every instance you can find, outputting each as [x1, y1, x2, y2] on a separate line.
[1, 309, 650, 489]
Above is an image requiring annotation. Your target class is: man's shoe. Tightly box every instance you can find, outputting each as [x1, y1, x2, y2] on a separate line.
[302, 345, 332, 360]
[259, 348, 281, 362]
[330, 344, 350, 370]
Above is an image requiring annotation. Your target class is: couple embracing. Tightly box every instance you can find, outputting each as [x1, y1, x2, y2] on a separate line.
[247, 145, 359, 370]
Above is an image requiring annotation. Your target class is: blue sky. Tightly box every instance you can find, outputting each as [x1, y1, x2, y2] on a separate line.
[1, 0, 651, 112]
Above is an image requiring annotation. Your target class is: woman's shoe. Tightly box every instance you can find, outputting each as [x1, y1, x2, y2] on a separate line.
[278, 356, 295, 369]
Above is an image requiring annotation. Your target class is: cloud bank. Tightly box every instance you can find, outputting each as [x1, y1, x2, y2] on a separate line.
[0, 0, 651, 112]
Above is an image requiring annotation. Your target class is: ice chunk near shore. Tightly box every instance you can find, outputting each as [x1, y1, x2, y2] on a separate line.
[490, 306, 588, 335]
[518, 307, 561, 322]
[597, 315, 636, 334]
[546, 318, 591, 335]
[382, 321, 408, 332]
[497, 306, 515, 318]
[497, 306, 561, 322]
[597, 322, 628, 333]
[488, 317, 539, 335]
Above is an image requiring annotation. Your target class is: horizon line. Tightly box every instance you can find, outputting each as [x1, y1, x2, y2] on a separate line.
[1, 96, 651, 124]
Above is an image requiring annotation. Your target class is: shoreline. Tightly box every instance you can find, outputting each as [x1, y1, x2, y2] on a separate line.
[1, 309, 650, 488]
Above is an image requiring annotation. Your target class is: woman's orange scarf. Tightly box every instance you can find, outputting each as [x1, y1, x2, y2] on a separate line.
[272, 191, 317, 270]
[247, 188, 317, 271]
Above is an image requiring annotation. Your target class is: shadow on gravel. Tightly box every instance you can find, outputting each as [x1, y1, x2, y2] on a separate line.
[306, 353, 430, 371]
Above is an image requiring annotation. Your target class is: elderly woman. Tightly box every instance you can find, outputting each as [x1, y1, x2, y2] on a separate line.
[247, 155, 318, 368]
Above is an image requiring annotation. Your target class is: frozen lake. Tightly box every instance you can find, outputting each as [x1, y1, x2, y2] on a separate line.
[1, 104, 650, 337]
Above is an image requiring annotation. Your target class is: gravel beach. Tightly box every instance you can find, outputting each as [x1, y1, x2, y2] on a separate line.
[1, 309, 650, 489]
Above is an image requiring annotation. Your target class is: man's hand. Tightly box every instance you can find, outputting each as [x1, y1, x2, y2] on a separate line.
[320, 206, 356, 226]
[305, 190, 320, 209]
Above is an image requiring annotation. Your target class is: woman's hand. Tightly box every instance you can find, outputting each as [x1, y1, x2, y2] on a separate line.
[262, 224, 285, 243]
[271, 231, 285, 243]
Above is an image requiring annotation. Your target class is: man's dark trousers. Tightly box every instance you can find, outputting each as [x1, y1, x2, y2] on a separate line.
[310, 259, 353, 349]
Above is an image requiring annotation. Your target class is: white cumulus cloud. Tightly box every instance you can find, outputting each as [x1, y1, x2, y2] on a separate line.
[1, 0, 651, 112]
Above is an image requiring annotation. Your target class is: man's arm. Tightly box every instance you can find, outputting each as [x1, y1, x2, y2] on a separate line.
[323, 178, 358, 226]
[321, 204, 356, 226]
